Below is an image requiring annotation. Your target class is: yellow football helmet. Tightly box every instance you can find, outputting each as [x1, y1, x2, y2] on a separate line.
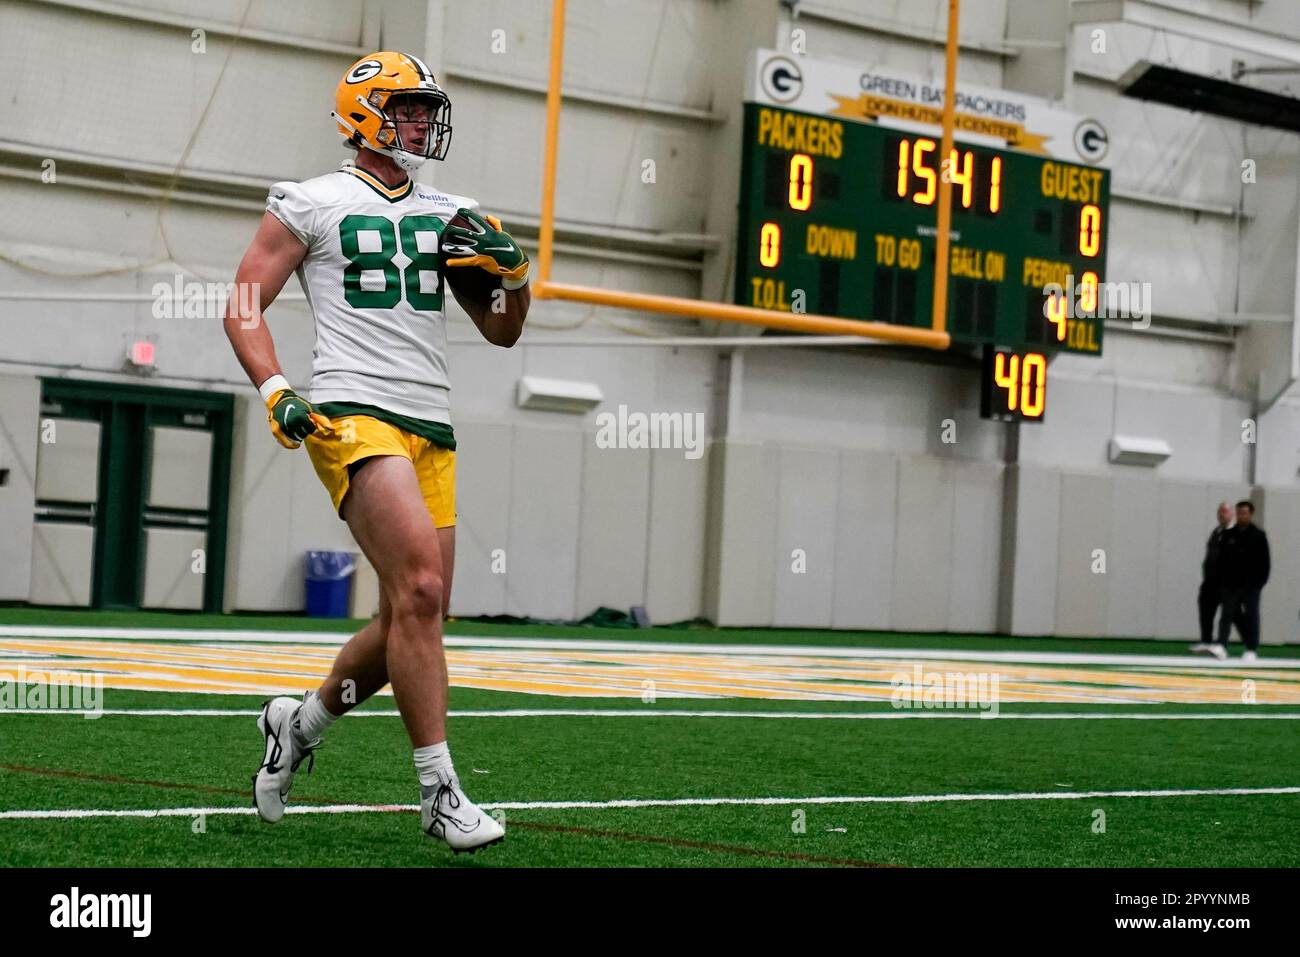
[332, 51, 452, 172]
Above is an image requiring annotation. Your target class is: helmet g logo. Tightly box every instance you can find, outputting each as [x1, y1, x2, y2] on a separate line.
[346, 59, 384, 84]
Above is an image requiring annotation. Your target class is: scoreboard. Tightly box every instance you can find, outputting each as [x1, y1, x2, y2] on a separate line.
[735, 53, 1112, 422]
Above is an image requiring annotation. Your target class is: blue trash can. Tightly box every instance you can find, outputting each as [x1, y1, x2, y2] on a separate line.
[305, 550, 356, 618]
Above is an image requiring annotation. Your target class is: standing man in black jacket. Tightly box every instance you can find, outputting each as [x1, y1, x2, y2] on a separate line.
[1217, 501, 1270, 663]
[1190, 502, 1233, 658]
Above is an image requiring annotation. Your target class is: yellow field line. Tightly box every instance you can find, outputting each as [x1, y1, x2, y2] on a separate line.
[5, 640, 1298, 704]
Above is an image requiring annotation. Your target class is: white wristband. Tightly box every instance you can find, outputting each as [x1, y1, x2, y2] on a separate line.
[257, 374, 291, 404]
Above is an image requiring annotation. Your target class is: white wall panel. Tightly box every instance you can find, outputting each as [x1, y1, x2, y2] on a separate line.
[1113, 386, 1249, 484]
[443, 0, 719, 112]
[148, 426, 212, 511]
[891, 457, 956, 632]
[35, 419, 100, 504]
[1102, 201, 1232, 321]
[1106, 475, 1160, 637]
[223, 395, 354, 612]
[737, 348, 1005, 462]
[0, 375, 40, 600]
[575, 437, 651, 618]
[1259, 488, 1300, 647]
[1236, 123, 1299, 402]
[1154, 480, 1210, 640]
[224, 395, 290, 611]
[705, 440, 778, 627]
[142, 526, 206, 610]
[772, 446, 839, 629]
[854, 0, 1009, 41]
[0, 4, 345, 182]
[1018, 376, 1114, 473]
[1256, 400, 1300, 488]
[29, 522, 94, 607]
[1002, 465, 1062, 636]
[447, 419, 514, 618]
[130, 0, 368, 46]
[796, 4, 1008, 89]
[948, 461, 1003, 633]
[831, 450, 898, 630]
[445, 338, 527, 421]
[1055, 473, 1112, 637]
[504, 425, 583, 619]
[644, 445, 710, 624]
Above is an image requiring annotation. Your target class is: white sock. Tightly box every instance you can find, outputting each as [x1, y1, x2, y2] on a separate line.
[293, 692, 338, 745]
[414, 741, 456, 788]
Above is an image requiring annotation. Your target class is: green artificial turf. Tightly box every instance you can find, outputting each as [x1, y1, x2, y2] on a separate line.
[2, 610, 1298, 867]
[1, 686, 1297, 867]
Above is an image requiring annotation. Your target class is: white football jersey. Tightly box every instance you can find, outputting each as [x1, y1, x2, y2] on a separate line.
[266, 164, 478, 425]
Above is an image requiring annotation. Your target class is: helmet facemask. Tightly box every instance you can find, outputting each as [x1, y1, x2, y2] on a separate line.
[372, 90, 453, 172]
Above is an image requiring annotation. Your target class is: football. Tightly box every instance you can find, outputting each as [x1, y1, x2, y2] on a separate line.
[443, 209, 502, 303]
[444, 259, 502, 303]
[446, 208, 476, 232]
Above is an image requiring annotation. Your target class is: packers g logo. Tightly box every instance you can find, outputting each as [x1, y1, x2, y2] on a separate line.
[1074, 119, 1109, 165]
[760, 56, 803, 103]
[346, 59, 384, 84]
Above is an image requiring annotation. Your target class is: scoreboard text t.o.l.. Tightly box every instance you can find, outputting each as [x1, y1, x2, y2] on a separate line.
[736, 52, 1111, 382]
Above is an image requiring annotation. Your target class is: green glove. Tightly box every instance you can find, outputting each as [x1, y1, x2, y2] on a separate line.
[266, 388, 332, 449]
[441, 208, 530, 289]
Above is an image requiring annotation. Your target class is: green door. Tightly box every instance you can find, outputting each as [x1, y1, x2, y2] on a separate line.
[38, 380, 234, 612]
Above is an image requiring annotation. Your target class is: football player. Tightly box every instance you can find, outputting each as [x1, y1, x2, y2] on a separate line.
[222, 51, 530, 853]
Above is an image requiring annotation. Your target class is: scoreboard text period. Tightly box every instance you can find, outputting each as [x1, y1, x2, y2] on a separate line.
[734, 103, 1110, 359]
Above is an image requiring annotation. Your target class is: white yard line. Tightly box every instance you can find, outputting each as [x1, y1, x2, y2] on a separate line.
[2, 707, 1298, 719]
[2, 785, 1298, 820]
[1, 625, 1297, 669]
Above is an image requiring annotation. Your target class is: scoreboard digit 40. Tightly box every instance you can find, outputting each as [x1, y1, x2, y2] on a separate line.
[736, 53, 1112, 422]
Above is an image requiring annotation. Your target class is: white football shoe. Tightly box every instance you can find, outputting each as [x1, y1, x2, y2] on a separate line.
[1207, 644, 1228, 661]
[1189, 643, 1215, 655]
[252, 694, 320, 823]
[1242, 650, 1259, 664]
[421, 776, 505, 854]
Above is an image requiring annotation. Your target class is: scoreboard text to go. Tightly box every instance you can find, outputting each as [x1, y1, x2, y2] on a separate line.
[735, 104, 1109, 356]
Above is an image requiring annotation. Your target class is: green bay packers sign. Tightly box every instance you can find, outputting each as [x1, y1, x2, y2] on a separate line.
[736, 51, 1112, 421]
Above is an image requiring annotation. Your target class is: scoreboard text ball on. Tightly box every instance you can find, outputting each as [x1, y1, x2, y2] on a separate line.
[736, 52, 1112, 422]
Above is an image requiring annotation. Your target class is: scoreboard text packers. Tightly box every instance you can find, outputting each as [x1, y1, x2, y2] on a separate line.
[736, 53, 1112, 422]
